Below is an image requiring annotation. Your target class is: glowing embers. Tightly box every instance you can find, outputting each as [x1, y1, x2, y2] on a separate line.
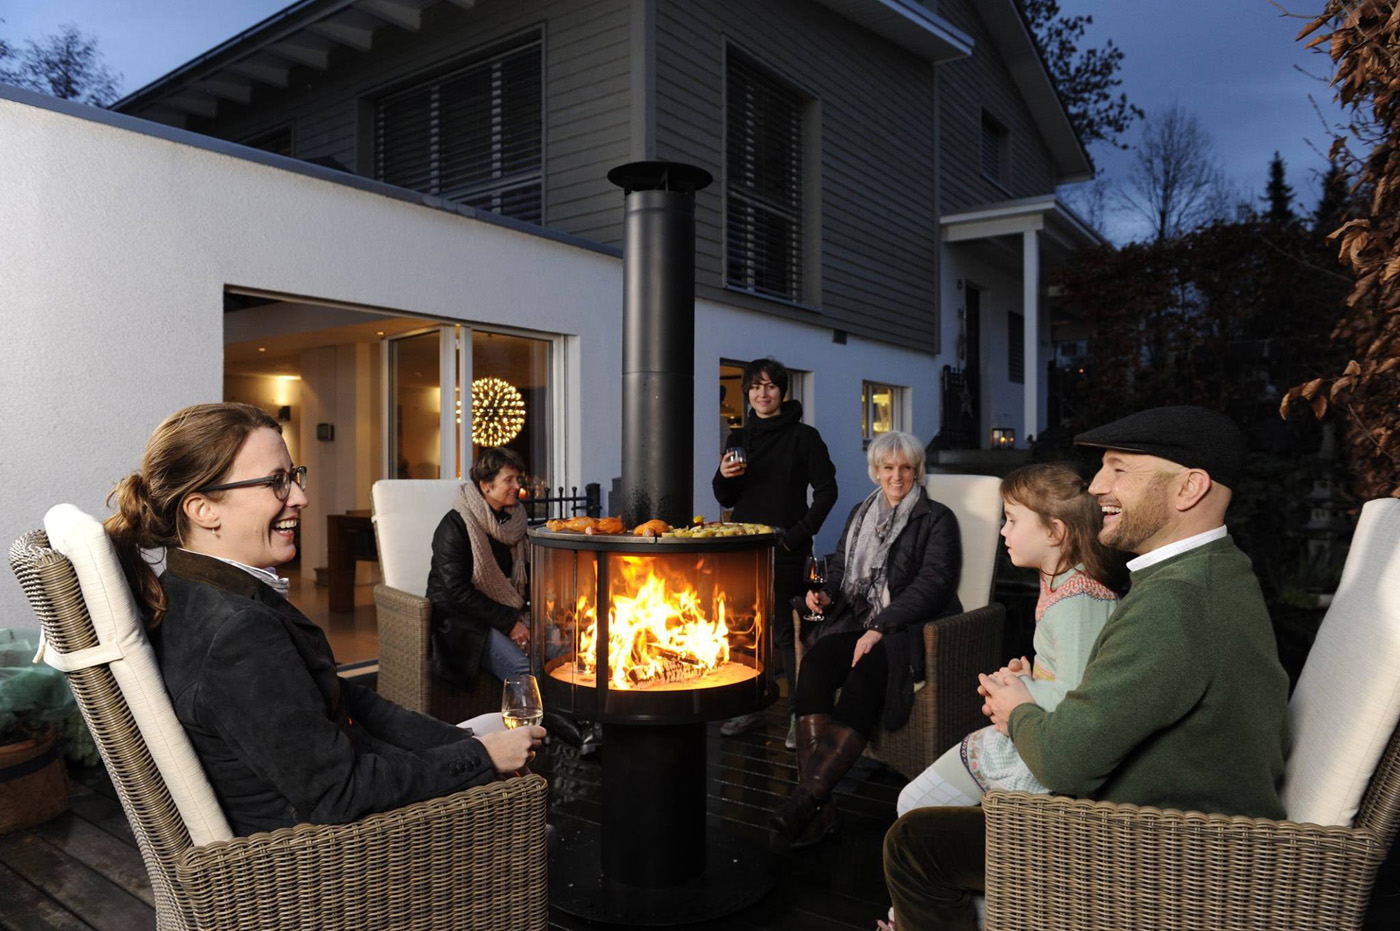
[547, 555, 761, 691]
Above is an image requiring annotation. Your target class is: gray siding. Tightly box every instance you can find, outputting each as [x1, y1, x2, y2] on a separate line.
[654, 0, 939, 353]
[180, 0, 631, 243]
[936, 0, 1058, 213]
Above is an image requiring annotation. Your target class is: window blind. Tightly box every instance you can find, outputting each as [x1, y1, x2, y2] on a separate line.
[726, 53, 804, 302]
[376, 39, 543, 225]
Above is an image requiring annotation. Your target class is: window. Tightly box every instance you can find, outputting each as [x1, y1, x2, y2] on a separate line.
[862, 381, 905, 446]
[980, 111, 1009, 185]
[1008, 311, 1025, 384]
[375, 38, 543, 224]
[726, 52, 805, 303]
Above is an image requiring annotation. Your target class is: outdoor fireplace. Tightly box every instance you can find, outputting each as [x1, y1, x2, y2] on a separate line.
[534, 159, 778, 925]
[531, 528, 778, 922]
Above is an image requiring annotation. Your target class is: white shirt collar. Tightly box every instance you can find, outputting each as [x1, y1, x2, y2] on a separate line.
[191, 551, 291, 595]
[1125, 525, 1229, 572]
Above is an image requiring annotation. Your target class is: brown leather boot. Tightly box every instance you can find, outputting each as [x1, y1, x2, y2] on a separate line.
[769, 719, 867, 850]
[794, 713, 829, 781]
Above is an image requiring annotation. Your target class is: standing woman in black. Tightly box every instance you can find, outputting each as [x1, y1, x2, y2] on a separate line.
[713, 358, 838, 746]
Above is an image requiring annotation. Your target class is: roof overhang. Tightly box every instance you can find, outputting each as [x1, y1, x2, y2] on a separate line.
[809, 0, 973, 63]
[942, 194, 1107, 253]
[113, 0, 476, 124]
[975, 1, 1093, 185]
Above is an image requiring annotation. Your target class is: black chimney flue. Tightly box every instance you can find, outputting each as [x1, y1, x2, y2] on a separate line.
[608, 161, 713, 528]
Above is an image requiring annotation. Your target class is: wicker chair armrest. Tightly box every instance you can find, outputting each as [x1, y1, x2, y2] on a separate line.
[374, 583, 433, 713]
[982, 789, 1386, 931]
[176, 774, 548, 931]
[922, 603, 1005, 751]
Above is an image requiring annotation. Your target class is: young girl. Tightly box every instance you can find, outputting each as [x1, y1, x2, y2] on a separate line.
[896, 462, 1124, 814]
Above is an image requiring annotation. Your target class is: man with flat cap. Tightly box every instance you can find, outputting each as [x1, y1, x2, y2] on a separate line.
[882, 406, 1290, 931]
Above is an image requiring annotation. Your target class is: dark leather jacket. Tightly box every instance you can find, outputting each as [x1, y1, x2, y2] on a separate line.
[425, 509, 524, 687]
[153, 548, 494, 836]
[817, 487, 962, 730]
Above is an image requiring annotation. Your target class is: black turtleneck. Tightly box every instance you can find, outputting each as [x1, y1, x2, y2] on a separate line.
[711, 399, 838, 553]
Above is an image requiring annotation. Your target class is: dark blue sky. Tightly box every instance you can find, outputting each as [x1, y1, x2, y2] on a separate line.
[3, 1, 1349, 243]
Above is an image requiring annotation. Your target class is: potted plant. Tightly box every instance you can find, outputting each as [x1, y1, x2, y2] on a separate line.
[0, 629, 99, 834]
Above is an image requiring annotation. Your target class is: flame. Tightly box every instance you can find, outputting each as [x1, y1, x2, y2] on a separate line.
[574, 556, 743, 689]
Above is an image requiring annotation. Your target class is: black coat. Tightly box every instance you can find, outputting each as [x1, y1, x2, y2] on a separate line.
[711, 399, 838, 554]
[153, 548, 494, 837]
[815, 488, 962, 731]
[425, 509, 523, 687]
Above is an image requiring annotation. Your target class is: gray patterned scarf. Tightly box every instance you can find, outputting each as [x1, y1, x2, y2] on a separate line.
[841, 487, 919, 626]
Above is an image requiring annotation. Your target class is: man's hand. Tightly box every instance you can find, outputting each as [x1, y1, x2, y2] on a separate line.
[805, 590, 831, 613]
[476, 725, 545, 774]
[509, 620, 530, 650]
[852, 629, 883, 667]
[979, 672, 1034, 735]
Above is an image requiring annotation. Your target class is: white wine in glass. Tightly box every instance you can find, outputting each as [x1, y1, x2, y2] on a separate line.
[502, 674, 544, 729]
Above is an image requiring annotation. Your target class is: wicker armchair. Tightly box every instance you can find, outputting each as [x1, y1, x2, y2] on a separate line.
[9, 515, 548, 931]
[982, 497, 1400, 931]
[797, 474, 1006, 779]
[371, 479, 498, 721]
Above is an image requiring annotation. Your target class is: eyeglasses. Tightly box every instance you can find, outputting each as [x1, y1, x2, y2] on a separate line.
[197, 466, 308, 501]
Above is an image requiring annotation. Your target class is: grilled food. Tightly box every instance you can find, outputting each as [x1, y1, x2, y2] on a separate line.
[631, 519, 670, 537]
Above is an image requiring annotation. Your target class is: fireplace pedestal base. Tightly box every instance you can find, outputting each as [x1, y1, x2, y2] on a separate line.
[548, 721, 774, 925]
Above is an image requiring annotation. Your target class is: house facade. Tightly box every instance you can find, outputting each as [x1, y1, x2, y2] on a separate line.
[0, 0, 1097, 623]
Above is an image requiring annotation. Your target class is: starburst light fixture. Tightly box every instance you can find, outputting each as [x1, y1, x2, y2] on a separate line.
[471, 377, 526, 446]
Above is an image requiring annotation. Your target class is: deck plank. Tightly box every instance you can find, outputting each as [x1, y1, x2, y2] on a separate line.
[0, 832, 154, 931]
[32, 812, 155, 907]
[0, 861, 96, 931]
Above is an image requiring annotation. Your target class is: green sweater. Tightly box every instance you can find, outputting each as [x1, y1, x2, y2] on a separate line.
[1008, 536, 1289, 819]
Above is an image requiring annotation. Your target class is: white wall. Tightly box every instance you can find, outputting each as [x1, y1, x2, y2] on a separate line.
[0, 93, 945, 626]
[0, 95, 622, 628]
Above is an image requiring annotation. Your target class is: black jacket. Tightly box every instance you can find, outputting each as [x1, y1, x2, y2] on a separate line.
[425, 509, 523, 687]
[153, 548, 494, 837]
[817, 488, 962, 730]
[711, 399, 838, 553]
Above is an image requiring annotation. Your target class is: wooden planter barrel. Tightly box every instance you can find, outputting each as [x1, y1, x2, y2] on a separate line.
[0, 725, 69, 834]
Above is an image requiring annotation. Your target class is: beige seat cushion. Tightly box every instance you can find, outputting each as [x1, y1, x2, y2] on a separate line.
[1283, 497, 1400, 827]
[924, 474, 1003, 611]
[43, 504, 234, 844]
[371, 479, 464, 597]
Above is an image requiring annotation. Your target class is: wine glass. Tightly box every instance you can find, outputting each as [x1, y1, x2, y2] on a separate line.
[502, 675, 544, 730]
[803, 555, 828, 623]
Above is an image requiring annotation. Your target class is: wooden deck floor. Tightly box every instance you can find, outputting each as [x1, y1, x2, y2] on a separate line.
[6, 698, 1400, 931]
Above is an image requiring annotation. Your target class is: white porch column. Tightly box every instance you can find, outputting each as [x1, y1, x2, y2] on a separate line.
[1022, 229, 1039, 445]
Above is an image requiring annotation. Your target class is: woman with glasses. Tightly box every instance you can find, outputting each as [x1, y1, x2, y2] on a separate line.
[105, 402, 544, 836]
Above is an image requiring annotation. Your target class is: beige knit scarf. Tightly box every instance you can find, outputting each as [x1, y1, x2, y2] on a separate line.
[452, 483, 528, 609]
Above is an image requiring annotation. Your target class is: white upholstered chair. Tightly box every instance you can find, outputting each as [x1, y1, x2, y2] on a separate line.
[371, 479, 499, 721]
[983, 497, 1400, 931]
[9, 504, 547, 931]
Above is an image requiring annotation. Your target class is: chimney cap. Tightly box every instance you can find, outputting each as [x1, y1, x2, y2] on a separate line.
[608, 160, 713, 195]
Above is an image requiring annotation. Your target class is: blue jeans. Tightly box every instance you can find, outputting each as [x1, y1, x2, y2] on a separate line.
[483, 626, 531, 681]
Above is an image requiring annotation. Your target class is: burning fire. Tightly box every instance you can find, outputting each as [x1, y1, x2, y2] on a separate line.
[563, 556, 758, 690]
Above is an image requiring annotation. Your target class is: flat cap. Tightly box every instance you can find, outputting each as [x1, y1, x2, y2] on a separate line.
[1074, 406, 1247, 488]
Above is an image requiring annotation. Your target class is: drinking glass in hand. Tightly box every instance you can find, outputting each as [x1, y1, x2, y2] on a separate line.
[724, 446, 747, 471]
[502, 675, 544, 730]
[803, 555, 828, 623]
